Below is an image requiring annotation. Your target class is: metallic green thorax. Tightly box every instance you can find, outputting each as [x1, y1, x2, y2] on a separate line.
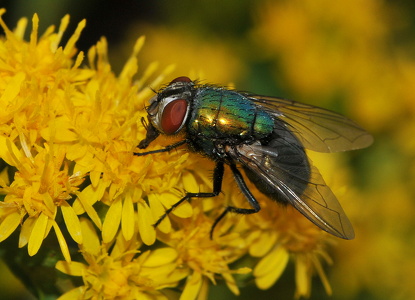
[187, 87, 274, 155]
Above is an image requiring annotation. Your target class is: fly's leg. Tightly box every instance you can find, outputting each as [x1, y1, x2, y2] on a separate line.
[153, 162, 225, 228]
[210, 163, 261, 238]
[137, 117, 159, 149]
[134, 139, 188, 156]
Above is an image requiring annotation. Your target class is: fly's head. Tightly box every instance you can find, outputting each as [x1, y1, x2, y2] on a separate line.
[138, 76, 194, 149]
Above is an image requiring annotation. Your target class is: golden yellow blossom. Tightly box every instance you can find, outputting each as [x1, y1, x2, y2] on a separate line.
[0, 9, 173, 261]
[57, 218, 188, 300]
[232, 183, 334, 297]
[0, 10, 90, 262]
[158, 205, 251, 300]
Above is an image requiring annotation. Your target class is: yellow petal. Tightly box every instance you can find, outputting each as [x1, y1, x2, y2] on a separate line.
[119, 37, 142, 80]
[72, 182, 106, 215]
[0, 136, 22, 166]
[61, 202, 83, 244]
[41, 117, 78, 142]
[63, 19, 86, 55]
[71, 198, 85, 217]
[197, 277, 209, 300]
[42, 192, 55, 214]
[143, 248, 178, 267]
[90, 170, 103, 188]
[51, 14, 70, 52]
[72, 153, 96, 176]
[159, 268, 190, 286]
[56, 261, 87, 276]
[102, 199, 122, 243]
[254, 246, 289, 290]
[137, 200, 156, 245]
[0, 72, 25, 108]
[180, 272, 202, 300]
[53, 221, 71, 262]
[19, 217, 36, 248]
[76, 191, 102, 230]
[222, 273, 240, 296]
[65, 143, 88, 161]
[12, 14, 27, 38]
[121, 193, 135, 241]
[159, 192, 192, 218]
[141, 263, 181, 283]
[249, 231, 277, 257]
[0, 211, 21, 242]
[312, 257, 332, 295]
[44, 217, 54, 239]
[28, 213, 48, 256]
[295, 255, 309, 297]
[148, 194, 171, 233]
[182, 172, 198, 192]
[79, 217, 100, 256]
[0, 166, 10, 186]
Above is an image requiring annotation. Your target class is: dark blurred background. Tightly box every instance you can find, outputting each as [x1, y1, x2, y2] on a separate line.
[1, 0, 415, 299]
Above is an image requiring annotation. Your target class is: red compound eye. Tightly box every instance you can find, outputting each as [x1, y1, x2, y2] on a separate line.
[161, 99, 188, 134]
[169, 76, 192, 84]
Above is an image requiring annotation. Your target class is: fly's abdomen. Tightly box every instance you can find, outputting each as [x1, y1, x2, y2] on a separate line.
[189, 88, 274, 141]
[244, 127, 311, 203]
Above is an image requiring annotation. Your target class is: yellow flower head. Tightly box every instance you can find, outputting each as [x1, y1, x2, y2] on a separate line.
[57, 218, 188, 300]
[0, 9, 172, 261]
[0, 10, 91, 261]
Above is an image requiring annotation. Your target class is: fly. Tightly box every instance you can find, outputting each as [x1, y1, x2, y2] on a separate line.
[135, 76, 373, 239]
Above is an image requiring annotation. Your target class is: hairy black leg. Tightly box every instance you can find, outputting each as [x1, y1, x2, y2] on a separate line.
[153, 161, 225, 228]
[210, 163, 261, 238]
[137, 117, 160, 149]
[134, 139, 188, 156]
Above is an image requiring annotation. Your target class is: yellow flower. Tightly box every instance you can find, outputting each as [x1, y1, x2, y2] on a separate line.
[0, 142, 85, 261]
[157, 205, 251, 300]
[0, 10, 173, 261]
[0, 10, 90, 261]
[57, 218, 188, 300]
[233, 187, 334, 297]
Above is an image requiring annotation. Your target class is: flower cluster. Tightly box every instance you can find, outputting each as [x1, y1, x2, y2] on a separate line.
[0, 9, 336, 299]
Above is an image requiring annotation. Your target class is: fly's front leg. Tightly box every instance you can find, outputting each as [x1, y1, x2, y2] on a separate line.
[137, 117, 159, 149]
[134, 139, 188, 156]
[135, 117, 189, 155]
[153, 162, 225, 228]
[211, 163, 261, 238]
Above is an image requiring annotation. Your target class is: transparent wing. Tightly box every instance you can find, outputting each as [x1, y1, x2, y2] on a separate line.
[231, 141, 355, 239]
[244, 94, 373, 153]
